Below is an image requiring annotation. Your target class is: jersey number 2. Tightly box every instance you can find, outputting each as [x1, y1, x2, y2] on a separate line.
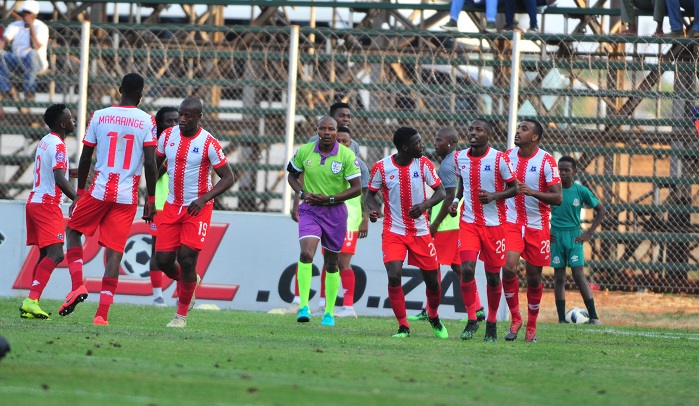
[107, 132, 135, 170]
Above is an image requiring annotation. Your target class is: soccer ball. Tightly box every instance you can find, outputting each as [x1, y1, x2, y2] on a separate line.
[565, 307, 590, 324]
[121, 234, 153, 278]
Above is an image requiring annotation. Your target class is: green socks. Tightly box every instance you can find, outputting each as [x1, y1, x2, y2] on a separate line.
[324, 271, 340, 316]
[297, 262, 312, 308]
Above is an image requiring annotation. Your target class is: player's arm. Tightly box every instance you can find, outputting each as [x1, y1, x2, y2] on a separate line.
[141, 145, 158, 222]
[326, 177, 361, 204]
[448, 181, 464, 216]
[69, 144, 94, 215]
[366, 189, 381, 223]
[518, 182, 562, 206]
[430, 186, 455, 236]
[479, 179, 518, 204]
[358, 186, 370, 238]
[409, 183, 446, 219]
[54, 168, 76, 201]
[576, 202, 606, 243]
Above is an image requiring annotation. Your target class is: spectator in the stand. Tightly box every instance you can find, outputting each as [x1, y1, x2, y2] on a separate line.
[0, 1, 49, 102]
[666, 0, 699, 37]
[620, 0, 667, 36]
[504, 0, 556, 32]
[440, 0, 499, 33]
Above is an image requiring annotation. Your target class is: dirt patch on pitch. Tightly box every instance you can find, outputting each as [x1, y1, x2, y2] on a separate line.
[533, 290, 699, 329]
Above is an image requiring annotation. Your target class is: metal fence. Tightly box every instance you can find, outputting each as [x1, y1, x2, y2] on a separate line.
[1, 22, 698, 293]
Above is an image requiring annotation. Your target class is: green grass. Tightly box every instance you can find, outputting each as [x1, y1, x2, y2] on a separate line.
[1, 297, 698, 405]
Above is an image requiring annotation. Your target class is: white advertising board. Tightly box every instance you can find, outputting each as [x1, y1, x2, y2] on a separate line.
[0, 200, 509, 321]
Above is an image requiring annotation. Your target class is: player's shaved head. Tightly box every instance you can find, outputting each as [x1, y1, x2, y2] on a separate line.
[180, 97, 203, 114]
[436, 127, 459, 143]
[318, 115, 337, 127]
[471, 118, 495, 136]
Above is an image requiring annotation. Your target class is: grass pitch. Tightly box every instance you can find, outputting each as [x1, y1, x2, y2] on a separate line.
[0, 297, 698, 405]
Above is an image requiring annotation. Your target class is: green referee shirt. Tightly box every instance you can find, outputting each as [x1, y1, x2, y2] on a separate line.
[551, 183, 599, 230]
[290, 140, 361, 197]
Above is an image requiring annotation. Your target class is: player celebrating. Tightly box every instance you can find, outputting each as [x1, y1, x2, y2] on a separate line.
[20, 104, 81, 319]
[65, 73, 158, 326]
[366, 127, 448, 338]
[149, 106, 179, 306]
[449, 119, 517, 342]
[287, 116, 361, 327]
[551, 156, 605, 325]
[502, 119, 562, 342]
[409, 127, 486, 323]
[155, 97, 234, 328]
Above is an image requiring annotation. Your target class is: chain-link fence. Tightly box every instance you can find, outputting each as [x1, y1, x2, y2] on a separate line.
[1, 23, 698, 292]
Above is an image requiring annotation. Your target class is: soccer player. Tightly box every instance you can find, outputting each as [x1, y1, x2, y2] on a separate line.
[65, 73, 158, 326]
[149, 106, 179, 306]
[502, 119, 562, 342]
[20, 104, 82, 319]
[287, 116, 361, 327]
[409, 127, 486, 323]
[551, 156, 605, 325]
[154, 97, 234, 328]
[449, 119, 517, 342]
[367, 127, 448, 338]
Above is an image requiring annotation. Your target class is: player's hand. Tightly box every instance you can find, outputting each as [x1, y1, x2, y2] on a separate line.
[142, 201, 156, 223]
[291, 197, 299, 222]
[448, 202, 459, 217]
[478, 189, 494, 204]
[369, 210, 380, 223]
[68, 168, 78, 178]
[574, 231, 592, 244]
[187, 198, 206, 216]
[408, 202, 428, 219]
[359, 218, 369, 238]
[305, 193, 326, 206]
[517, 183, 533, 196]
[429, 222, 438, 237]
[550, 234, 557, 243]
[68, 195, 80, 217]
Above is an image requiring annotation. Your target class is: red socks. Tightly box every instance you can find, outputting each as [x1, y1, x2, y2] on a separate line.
[426, 285, 441, 319]
[388, 285, 408, 328]
[486, 282, 503, 323]
[95, 277, 118, 320]
[66, 246, 84, 291]
[150, 270, 163, 288]
[28, 257, 57, 300]
[340, 269, 355, 307]
[460, 280, 478, 320]
[503, 276, 521, 321]
[176, 280, 197, 317]
[527, 284, 543, 330]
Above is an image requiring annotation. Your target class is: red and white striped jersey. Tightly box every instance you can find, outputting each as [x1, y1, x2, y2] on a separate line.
[157, 126, 228, 207]
[83, 106, 157, 204]
[27, 133, 69, 205]
[505, 147, 561, 230]
[455, 146, 515, 226]
[369, 155, 441, 236]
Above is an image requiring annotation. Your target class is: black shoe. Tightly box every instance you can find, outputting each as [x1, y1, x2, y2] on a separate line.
[440, 19, 459, 32]
[484, 321, 497, 342]
[460, 320, 479, 340]
[558, 319, 569, 324]
[476, 307, 486, 322]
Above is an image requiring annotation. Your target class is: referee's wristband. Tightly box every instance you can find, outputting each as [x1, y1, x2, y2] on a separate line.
[77, 188, 85, 196]
[148, 196, 156, 203]
[452, 198, 460, 204]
